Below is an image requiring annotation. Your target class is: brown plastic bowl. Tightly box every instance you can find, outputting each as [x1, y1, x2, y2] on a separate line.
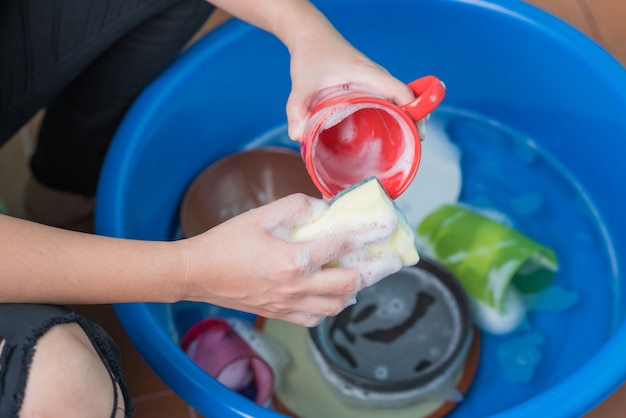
[179, 147, 322, 238]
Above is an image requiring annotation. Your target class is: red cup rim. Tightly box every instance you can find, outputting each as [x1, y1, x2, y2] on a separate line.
[303, 100, 421, 199]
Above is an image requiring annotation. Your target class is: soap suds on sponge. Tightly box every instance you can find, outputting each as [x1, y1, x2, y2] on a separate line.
[286, 177, 419, 289]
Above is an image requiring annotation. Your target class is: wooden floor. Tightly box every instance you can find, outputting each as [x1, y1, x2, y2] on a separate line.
[1, 1, 625, 417]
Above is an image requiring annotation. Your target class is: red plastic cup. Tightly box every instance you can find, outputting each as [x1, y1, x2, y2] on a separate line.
[180, 318, 274, 405]
[300, 75, 446, 199]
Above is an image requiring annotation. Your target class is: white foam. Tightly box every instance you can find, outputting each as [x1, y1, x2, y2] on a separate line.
[395, 118, 462, 229]
[471, 286, 527, 334]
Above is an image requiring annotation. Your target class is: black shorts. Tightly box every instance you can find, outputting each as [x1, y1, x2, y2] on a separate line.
[0, 304, 132, 418]
[0, 0, 215, 195]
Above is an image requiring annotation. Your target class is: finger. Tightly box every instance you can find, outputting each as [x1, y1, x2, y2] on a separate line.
[293, 235, 353, 273]
[275, 194, 328, 224]
[286, 89, 313, 141]
[338, 249, 404, 288]
[311, 293, 358, 317]
[351, 65, 415, 106]
[299, 266, 361, 295]
[366, 69, 416, 105]
[379, 77, 416, 106]
[260, 194, 328, 232]
[280, 294, 357, 327]
[284, 312, 327, 328]
[299, 216, 397, 270]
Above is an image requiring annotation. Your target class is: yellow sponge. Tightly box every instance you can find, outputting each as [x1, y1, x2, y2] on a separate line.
[292, 177, 419, 267]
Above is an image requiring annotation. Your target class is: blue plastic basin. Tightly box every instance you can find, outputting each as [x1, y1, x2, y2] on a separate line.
[96, 0, 626, 416]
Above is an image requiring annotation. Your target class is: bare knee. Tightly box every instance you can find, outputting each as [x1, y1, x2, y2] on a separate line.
[19, 323, 125, 418]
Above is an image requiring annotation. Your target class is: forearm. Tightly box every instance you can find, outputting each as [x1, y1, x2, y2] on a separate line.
[0, 215, 186, 305]
[206, 0, 344, 53]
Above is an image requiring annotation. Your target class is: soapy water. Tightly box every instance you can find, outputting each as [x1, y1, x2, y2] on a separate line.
[429, 107, 619, 416]
[169, 106, 619, 416]
[496, 285, 580, 384]
[497, 332, 544, 384]
[395, 116, 462, 228]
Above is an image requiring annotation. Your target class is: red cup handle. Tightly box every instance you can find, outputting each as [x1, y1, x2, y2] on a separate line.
[400, 75, 446, 122]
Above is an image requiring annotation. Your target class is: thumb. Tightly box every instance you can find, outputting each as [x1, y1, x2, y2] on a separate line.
[380, 78, 416, 106]
[286, 90, 312, 142]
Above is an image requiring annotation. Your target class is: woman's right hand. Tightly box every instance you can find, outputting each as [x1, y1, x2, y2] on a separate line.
[177, 193, 398, 327]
